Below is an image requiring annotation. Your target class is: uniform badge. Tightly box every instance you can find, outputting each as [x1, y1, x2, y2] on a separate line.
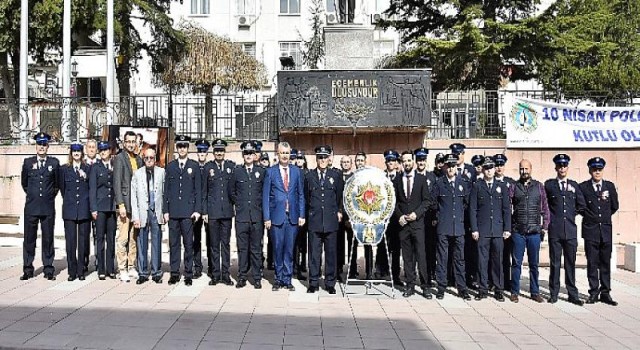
[78, 169, 87, 179]
[32, 163, 37, 170]
[48, 165, 53, 172]
[255, 172, 260, 179]
[601, 190, 610, 200]
[568, 184, 575, 193]
[458, 185, 464, 192]
[187, 167, 193, 174]
[427, 179, 431, 186]
[496, 186, 501, 194]
[329, 177, 334, 185]
[209, 169, 214, 177]
[226, 167, 231, 174]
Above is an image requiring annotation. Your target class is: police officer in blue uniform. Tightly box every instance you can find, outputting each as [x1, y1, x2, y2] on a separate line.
[579, 157, 619, 306]
[414, 147, 438, 287]
[193, 139, 211, 279]
[89, 141, 117, 280]
[259, 151, 274, 270]
[470, 155, 485, 180]
[21, 132, 59, 280]
[469, 157, 511, 301]
[230, 141, 266, 289]
[203, 139, 235, 286]
[493, 153, 515, 290]
[305, 145, 344, 294]
[163, 135, 202, 286]
[59, 142, 92, 281]
[431, 154, 472, 300]
[545, 154, 586, 305]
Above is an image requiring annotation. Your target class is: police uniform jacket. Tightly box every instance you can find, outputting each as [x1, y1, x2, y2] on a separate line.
[204, 160, 235, 219]
[578, 180, 619, 243]
[469, 180, 511, 238]
[305, 169, 344, 233]
[393, 172, 431, 230]
[59, 163, 91, 221]
[163, 158, 202, 218]
[230, 165, 265, 223]
[21, 156, 60, 216]
[431, 176, 470, 236]
[545, 179, 586, 240]
[89, 160, 115, 212]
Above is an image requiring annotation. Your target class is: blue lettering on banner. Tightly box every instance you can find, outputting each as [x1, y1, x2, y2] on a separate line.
[610, 110, 640, 122]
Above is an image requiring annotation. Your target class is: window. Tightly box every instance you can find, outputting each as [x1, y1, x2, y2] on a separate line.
[237, 0, 255, 15]
[326, 0, 336, 12]
[279, 42, 302, 69]
[280, 0, 300, 14]
[241, 43, 256, 58]
[191, 0, 210, 15]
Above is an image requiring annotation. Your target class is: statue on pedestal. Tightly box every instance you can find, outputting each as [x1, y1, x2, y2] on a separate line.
[339, 0, 355, 24]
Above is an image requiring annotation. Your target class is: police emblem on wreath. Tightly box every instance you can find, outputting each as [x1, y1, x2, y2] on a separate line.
[343, 167, 396, 245]
[511, 101, 538, 133]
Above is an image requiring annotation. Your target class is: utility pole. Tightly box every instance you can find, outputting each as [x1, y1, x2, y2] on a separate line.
[106, 0, 115, 125]
[62, 0, 72, 142]
[19, 0, 29, 143]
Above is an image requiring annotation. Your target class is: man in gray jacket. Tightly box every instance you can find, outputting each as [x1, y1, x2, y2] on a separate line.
[131, 148, 165, 284]
[113, 130, 144, 281]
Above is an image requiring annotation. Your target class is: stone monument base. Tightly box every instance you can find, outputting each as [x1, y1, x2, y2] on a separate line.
[324, 25, 375, 70]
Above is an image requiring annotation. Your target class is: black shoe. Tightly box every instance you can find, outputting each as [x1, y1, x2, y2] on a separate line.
[68, 276, 76, 282]
[272, 282, 281, 291]
[152, 276, 162, 284]
[296, 273, 307, 281]
[45, 273, 56, 281]
[254, 281, 262, 289]
[236, 279, 247, 288]
[403, 288, 415, 298]
[19, 273, 33, 281]
[108, 273, 117, 279]
[221, 277, 234, 286]
[184, 278, 192, 286]
[495, 292, 505, 302]
[459, 291, 472, 301]
[348, 272, 358, 279]
[307, 286, 318, 293]
[600, 294, 618, 306]
[548, 296, 558, 304]
[194, 271, 202, 279]
[365, 273, 373, 280]
[78, 275, 85, 281]
[475, 292, 487, 301]
[98, 275, 106, 280]
[168, 276, 180, 285]
[422, 290, 432, 300]
[586, 294, 598, 304]
[136, 277, 148, 285]
[326, 286, 337, 294]
[436, 291, 445, 300]
[300, 266, 307, 273]
[393, 279, 404, 288]
[568, 297, 584, 306]
[286, 284, 295, 291]
[209, 277, 219, 286]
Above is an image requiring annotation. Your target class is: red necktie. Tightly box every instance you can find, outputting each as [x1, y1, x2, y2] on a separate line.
[283, 167, 289, 192]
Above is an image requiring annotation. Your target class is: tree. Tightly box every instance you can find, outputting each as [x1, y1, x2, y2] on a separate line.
[301, 0, 325, 69]
[155, 22, 266, 135]
[531, 0, 640, 98]
[381, 0, 539, 91]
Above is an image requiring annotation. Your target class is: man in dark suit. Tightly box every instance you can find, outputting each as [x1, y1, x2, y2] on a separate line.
[21, 132, 59, 280]
[580, 157, 619, 306]
[293, 149, 309, 281]
[163, 135, 202, 286]
[431, 154, 472, 300]
[263, 141, 305, 292]
[113, 130, 143, 282]
[469, 157, 511, 301]
[414, 147, 437, 287]
[545, 154, 586, 305]
[305, 145, 344, 294]
[395, 150, 431, 298]
[193, 139, 210, 279]
[336, 154, 353, 282]
[230, 141, 266, 289]
[375, 149, 402, 283]
[204, 139, 236, 286]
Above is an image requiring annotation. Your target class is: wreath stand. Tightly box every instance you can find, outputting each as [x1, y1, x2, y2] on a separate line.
[341, 233, 396, 299]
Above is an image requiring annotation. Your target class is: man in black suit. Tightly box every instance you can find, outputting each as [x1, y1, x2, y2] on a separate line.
[21, 132, 59, 280]
[545, 154, 586, 305]
[579, 157, 619, 306]
[395, 150, 432, 298]
[375, 150, 402, 283]
[305, 145, 344, 294]
[336, 155, 354, 282]
[414, 147, 438, 287]
[193, 139, 211, 279]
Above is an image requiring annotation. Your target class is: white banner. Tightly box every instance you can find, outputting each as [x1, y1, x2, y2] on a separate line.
[504, 95, 640, 148]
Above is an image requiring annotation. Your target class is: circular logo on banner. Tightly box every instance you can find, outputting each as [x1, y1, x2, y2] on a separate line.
[510, 101, 538, 133]
[343, 167, 396, 245]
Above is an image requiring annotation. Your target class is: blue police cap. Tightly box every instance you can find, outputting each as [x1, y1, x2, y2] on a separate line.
[296, 150, 305, 159]
[70, 142, 84, 152]
[97, 141, 110, 151]
[444, 153, 459, 165]
[254, 140, 263, 152]
[175, 135, 191, 146]
[290, 148, 299, 160]
[315, 145, 331, 156]
[384, 149, 399, 161]
[553, 153, 570, 166]
[414, 147, 429, 160]
[449, 143, 466, 155]
[587, 157, 606, 169]
[482, 156, 495, 168]
[471, 155, 485, 167]
[212, 138, 227, 150]
[33, 132, 51, 145]
[195, 139, 210, 152]
[260, 152, 269, 161]
[240, 141, 257, 154]
[435, 153, 446, 164]
[493, 154, 508, 166]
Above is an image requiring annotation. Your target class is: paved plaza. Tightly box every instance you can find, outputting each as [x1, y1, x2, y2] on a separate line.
[0, 236, 638, 350]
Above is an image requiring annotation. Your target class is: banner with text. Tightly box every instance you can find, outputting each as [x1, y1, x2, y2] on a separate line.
[504, 95, 640, 148]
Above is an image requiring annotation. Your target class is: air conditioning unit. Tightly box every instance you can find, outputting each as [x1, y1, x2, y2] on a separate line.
[371, 13, 394, 25]
[326, 12, 339, 24]
[238, 16, 250, 28]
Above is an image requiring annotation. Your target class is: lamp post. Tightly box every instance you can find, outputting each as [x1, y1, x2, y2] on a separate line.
[71, 60, 79, 140]
[18, 0, 29, 143]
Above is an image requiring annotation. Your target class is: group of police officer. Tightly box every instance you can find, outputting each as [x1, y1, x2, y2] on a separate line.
[20, 133, 620, 305]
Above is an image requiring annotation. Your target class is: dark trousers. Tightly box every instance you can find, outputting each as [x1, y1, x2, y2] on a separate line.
[95, 212, 116, 276]
[137, 210, 162, 278]
[64, 219, 90, 278]
[169, 218, 194, 278]
[425, 224, 437, 283]
[266, 231, 273, 268]
[478, 236, 503, 293]
[376, 230, 401, 280]
[193, 217, 211, 274]
[346, 224, 358, 276]
[23, 214, 56, 276]
[294, 223, 308, 273]
[400, 226, 428, 289]
[208, 218, 232, 279]
[503, 236, 513, 290]
[236, 221, 264, 281]
[465, 233, 478, 286]
[549, 237, 578, 299]
[436, 235, 467, 292]
[84, 221, 96, 271]
[309, 230, 337, 288]
[271, 221, 298, 285]
[584, 238, 612, 296]
[338, 0, 355, 22]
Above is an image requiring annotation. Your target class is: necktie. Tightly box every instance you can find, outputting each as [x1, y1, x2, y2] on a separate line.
[320, 171, 325, 186]
[247, 167, 252, 176]
[406, 174, 412, 198]
[596, 183, 602, 195]
[39, 159, 45, 169]
[74, 166, 79, 175]
[180, 162, 184, 172]
[148, 170, 155, 209]
[283, 167, 289, 192]
[487, 182, 492, 190]
[561, 181, 566, 192]
[457, 167, 462, 177]
[450, 181, 455, 190]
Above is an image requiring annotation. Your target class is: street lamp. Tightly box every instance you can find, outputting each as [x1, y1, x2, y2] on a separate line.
[71, 59, 79, 140]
